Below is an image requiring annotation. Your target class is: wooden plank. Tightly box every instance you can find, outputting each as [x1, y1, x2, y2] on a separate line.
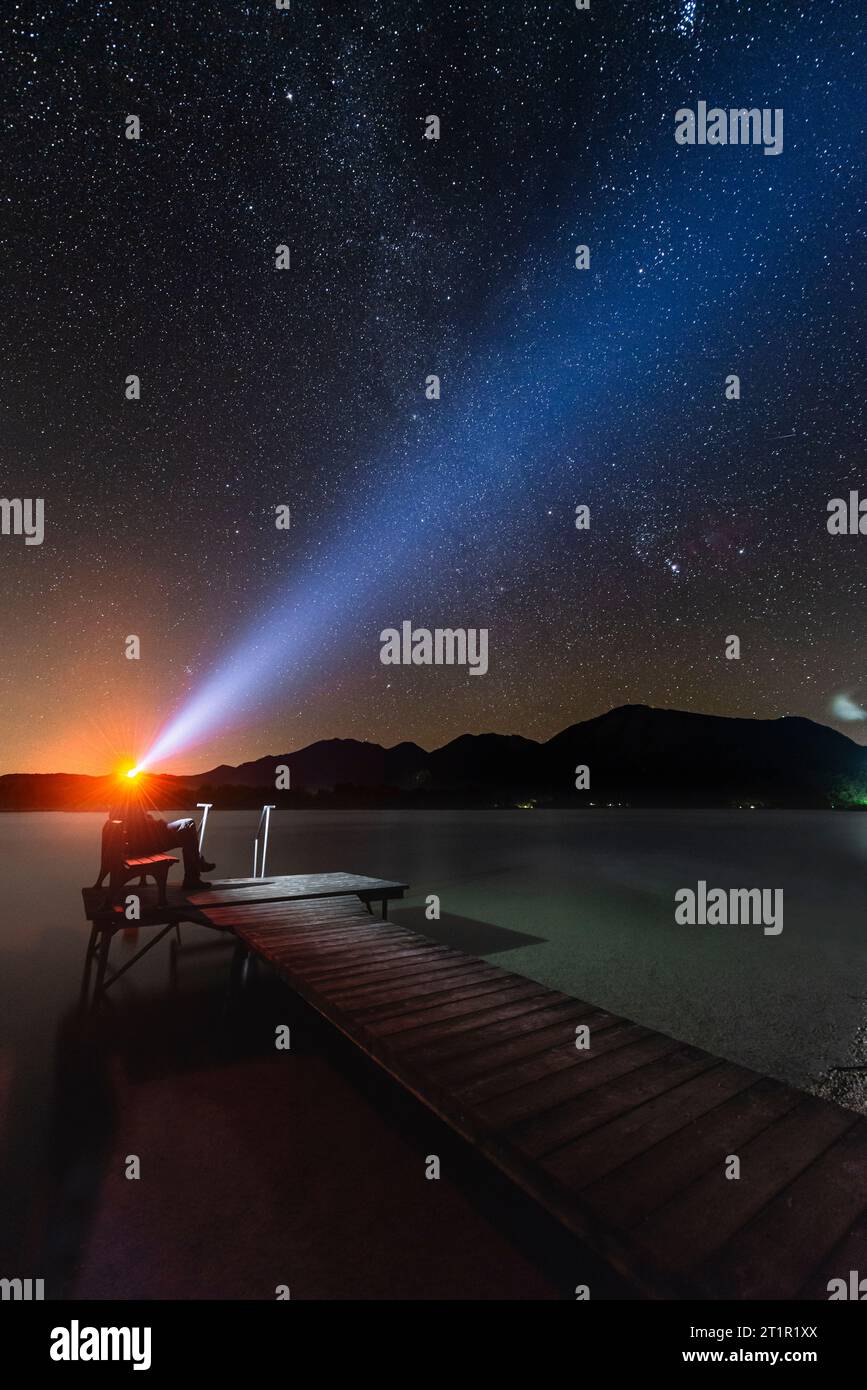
[267, 942, 455, 985]
[187, 872, 408, 910]
[390, 991, 576, 1053]
[413, 999, 591, 1069]
[456, 1020, 653, 1109]
[223, 895, 374, 928]
[242, 905, 375, 926]
[124, 854, 177, 867]
[702, 1118, 867, 1300]
[330, 963, 508, 1009]
[631, 1097, 856, 1275]
[84, 873, 407, 923]
[578, 1074, 799, 1227]
[432, 1008, 618, 1087]
[246, 919, 416, 944]
[509, 1046, 720, 1160]
[479, 1033, 686, 1131]
[239, 909, 391, 935]
[361, 973, 541, 1028]
[244, 923, 499, 1018]
[233, 897, 377, 923]
[239, 917, 405, 949]
[301, 942, 451, 981]
[547, 1061, 766, 1195]
[244, 912, 405, 941]
[326, 951, 496, 995]
[797, 1202, 867, 1300]
[257, 930, 418, 961]
[369, 982, 557, 1042]
[249, 929, 399, 963]
[197, 871, 407, 901]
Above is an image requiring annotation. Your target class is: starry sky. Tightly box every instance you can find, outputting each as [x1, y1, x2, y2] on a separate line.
[1, 0, 865, 775]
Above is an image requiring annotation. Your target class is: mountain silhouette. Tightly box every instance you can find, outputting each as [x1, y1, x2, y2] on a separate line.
[199, 737, 429, 790]
[188, 705, 867, 805]
[3, 706, 866, 809]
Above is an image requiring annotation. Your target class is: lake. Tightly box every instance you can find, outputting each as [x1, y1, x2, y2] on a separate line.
[2, 807, 865, 1097]
[2, 806, 865, 1294]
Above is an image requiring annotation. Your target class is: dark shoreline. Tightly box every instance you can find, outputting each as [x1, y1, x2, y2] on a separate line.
[3, 797, 866, 813]
[5, 704, 867, 811]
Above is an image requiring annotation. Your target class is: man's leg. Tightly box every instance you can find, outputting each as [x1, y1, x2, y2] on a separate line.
[164, 818, 210, 880]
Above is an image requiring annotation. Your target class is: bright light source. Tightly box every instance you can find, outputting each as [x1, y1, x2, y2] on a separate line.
[125, 767, 140, 779]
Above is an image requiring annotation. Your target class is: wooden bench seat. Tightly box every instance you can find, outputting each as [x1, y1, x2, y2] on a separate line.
[92, 818, 178, 907]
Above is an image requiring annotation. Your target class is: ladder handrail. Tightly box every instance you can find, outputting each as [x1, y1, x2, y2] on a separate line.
[252, 804, 276, 878]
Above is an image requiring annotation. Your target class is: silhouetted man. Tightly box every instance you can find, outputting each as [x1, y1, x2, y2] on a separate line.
[108, 787, 215, 890]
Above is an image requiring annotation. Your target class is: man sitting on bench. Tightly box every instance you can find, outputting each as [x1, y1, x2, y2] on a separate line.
[109, 787, 215, 891]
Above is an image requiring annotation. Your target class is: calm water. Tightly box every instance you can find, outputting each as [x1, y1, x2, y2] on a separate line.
[2, 808, 865, 1285]
[2, 807, 865, 1089]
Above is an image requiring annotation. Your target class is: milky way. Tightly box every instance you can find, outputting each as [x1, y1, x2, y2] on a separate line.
[1, 1, 864, 773]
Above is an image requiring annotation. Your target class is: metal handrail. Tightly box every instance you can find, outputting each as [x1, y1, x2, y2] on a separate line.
[196, 803, 213, 854]
[252, 804, 276, 878]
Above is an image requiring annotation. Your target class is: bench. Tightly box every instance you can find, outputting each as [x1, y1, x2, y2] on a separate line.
[78, 818, 181, 1005]
[92, 818, 178, 907]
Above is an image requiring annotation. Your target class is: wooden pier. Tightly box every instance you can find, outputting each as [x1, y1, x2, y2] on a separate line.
[193, 890, 867, 1301]
[80, 872, 408, 1003]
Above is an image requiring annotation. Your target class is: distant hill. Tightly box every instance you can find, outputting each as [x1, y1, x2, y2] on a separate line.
[198, 738, 429, 790]
[540, 705, 867, 807]
[5, 706, 867, 810]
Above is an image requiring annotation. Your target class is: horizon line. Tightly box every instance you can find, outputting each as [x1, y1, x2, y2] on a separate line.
[0, 703, 856, 779]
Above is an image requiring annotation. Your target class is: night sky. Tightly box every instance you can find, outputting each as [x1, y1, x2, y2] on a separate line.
[1, 1, 865, 775]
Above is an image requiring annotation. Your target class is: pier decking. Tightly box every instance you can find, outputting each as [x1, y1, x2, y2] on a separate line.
[196, 891, 867, 1301]
[80, 872, 408, 1002]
